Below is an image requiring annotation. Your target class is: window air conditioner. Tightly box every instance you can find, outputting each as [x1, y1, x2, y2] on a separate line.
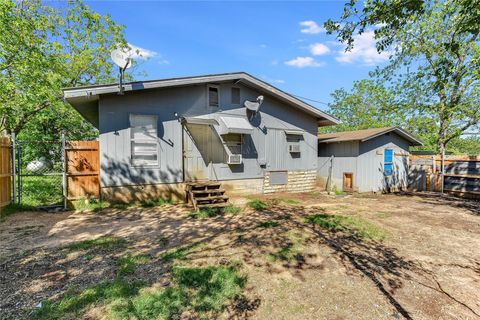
[288, 144, 301, 153]
[227, 154, 242, 164]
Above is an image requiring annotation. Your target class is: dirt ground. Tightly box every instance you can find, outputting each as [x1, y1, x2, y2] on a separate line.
[0, 191, 479, 319]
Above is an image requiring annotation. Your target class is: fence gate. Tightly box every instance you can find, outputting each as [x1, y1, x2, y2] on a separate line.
[13, 135, 66, 209]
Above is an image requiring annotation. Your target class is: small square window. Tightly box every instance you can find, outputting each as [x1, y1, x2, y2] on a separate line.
[231, 87, 240, 104]
[208, 86, 219, 108]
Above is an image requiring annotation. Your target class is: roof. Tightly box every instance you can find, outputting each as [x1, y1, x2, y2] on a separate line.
[317, 127, 423, 146]
[63, 72, 339, 127]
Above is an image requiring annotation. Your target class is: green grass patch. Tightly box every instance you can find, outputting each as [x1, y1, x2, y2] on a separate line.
[305, 214, 387, 240]
[66, 236, 127, 251]
[33, 278, 144, 319]
[223, 204, 242, 215]
[140, 198, 172, 208]
[283, 198, 302, 205]
[247, 199, 268, 211]
[109, 265, 245, 319]
[256, 220, 280, 228]
[267, 231, 305, 263]
[20, 175, 63, 207]
[189, 207, 222, 219]
[117, 253, 150, 275]
[331, 185, 346, 196]
[160, 243, 206, 262]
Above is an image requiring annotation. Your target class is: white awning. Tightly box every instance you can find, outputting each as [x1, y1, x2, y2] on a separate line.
[182, 117, 218, 126]
[284, 129, 304, 136]
[218, 116, 254, 135]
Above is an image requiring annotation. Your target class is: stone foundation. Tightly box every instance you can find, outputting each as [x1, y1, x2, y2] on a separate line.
[101, 171, 316, 203]
[263, 170, 317, 193]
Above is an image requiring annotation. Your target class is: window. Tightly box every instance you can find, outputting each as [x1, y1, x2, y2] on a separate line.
[130, 114, 158, 166]
[223, 133, 242, 155]
[231, 87, 240, 104]
[384, 149, 393, 175]
[208, 85, 219, 108]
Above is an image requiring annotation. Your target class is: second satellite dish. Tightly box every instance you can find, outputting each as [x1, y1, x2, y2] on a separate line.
[111, 48, 133, 69]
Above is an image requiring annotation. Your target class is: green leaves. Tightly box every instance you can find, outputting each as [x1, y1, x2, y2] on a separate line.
[326, 0, 480, 153]
[0, 0, 128, 138]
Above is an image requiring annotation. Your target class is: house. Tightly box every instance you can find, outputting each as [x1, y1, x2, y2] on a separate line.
[63, 72, 339, 203]
[317, 127, 423, 193]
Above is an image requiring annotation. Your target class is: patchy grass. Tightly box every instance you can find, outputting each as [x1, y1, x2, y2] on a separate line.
[66, 236, 127, 251]
[189, 207, 222, 219]
[0, 203, 36, 219]
[140, 198, 172, 208]
[247, 199, 268, 211]
[109, 265, 246, 319]
[33, 278, 144, 319]
[282, 198, 302, 205]
[331, 185, 346, 196]
[267, 231, 305, 263]
[160, 243, 206, 262]
[256, 220, 280, 228]
[305, 214, 387, 240]
[223, 204, 242, 215]
[117, 253, 150, 275]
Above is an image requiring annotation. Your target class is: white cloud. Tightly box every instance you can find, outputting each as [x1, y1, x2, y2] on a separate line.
[310, 43, 330, 56]
[335, 30, 390, 66]
[299, 21, 324, 34]
[285, 56, 325, 68]
[126, 43, 157, 60]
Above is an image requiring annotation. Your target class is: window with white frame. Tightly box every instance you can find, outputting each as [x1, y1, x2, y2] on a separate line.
[130, 114, 158, 166]
[208, 85, 219, 108]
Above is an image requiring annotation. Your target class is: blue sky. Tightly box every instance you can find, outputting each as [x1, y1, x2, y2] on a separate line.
[86, 1, 388, 111]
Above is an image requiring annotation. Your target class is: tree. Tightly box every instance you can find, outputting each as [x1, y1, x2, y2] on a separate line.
[324, 79, 402, 132]
[0, 0, 129, 138]
[326, 0, 480, 155]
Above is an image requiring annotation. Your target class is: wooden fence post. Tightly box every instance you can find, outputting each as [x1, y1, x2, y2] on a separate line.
[0, 137, 12, 209]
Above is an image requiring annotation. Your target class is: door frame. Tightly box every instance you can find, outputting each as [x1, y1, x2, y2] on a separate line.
[343, 172, 354, 192]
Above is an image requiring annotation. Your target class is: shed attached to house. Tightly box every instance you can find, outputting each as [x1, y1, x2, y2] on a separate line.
[63, 72, 338, 202]
[317, 127, 423, 193]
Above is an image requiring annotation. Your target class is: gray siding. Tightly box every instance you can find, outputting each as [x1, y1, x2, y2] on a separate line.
[317, 141, 359, 191]
[317, 133, 410, 192]
[99, 82, 318, 187]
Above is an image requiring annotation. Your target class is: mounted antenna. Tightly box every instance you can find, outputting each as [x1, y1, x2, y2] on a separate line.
[111, 47, 133, 95]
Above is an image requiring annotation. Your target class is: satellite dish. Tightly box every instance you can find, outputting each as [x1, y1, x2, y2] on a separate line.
[111, 46, 134, 95]
[245, 95, 264, 113]
[111, 48, 132, 69]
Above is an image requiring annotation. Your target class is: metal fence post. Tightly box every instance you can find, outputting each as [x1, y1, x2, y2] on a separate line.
[11, 133, 16, 204]
[61, 132, 67, 210]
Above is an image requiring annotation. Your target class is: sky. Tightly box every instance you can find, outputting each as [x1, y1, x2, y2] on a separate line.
[85, 1, 389, 112]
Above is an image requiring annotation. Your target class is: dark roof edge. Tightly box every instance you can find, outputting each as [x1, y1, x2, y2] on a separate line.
[63, 72, 339, 125]
[361, 127, 423, 146]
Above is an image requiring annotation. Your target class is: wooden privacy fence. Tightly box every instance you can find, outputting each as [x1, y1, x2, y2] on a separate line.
[65, 141, 100, 200]
[0, 137, 11, 208]
[409, 155, 480, 198]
